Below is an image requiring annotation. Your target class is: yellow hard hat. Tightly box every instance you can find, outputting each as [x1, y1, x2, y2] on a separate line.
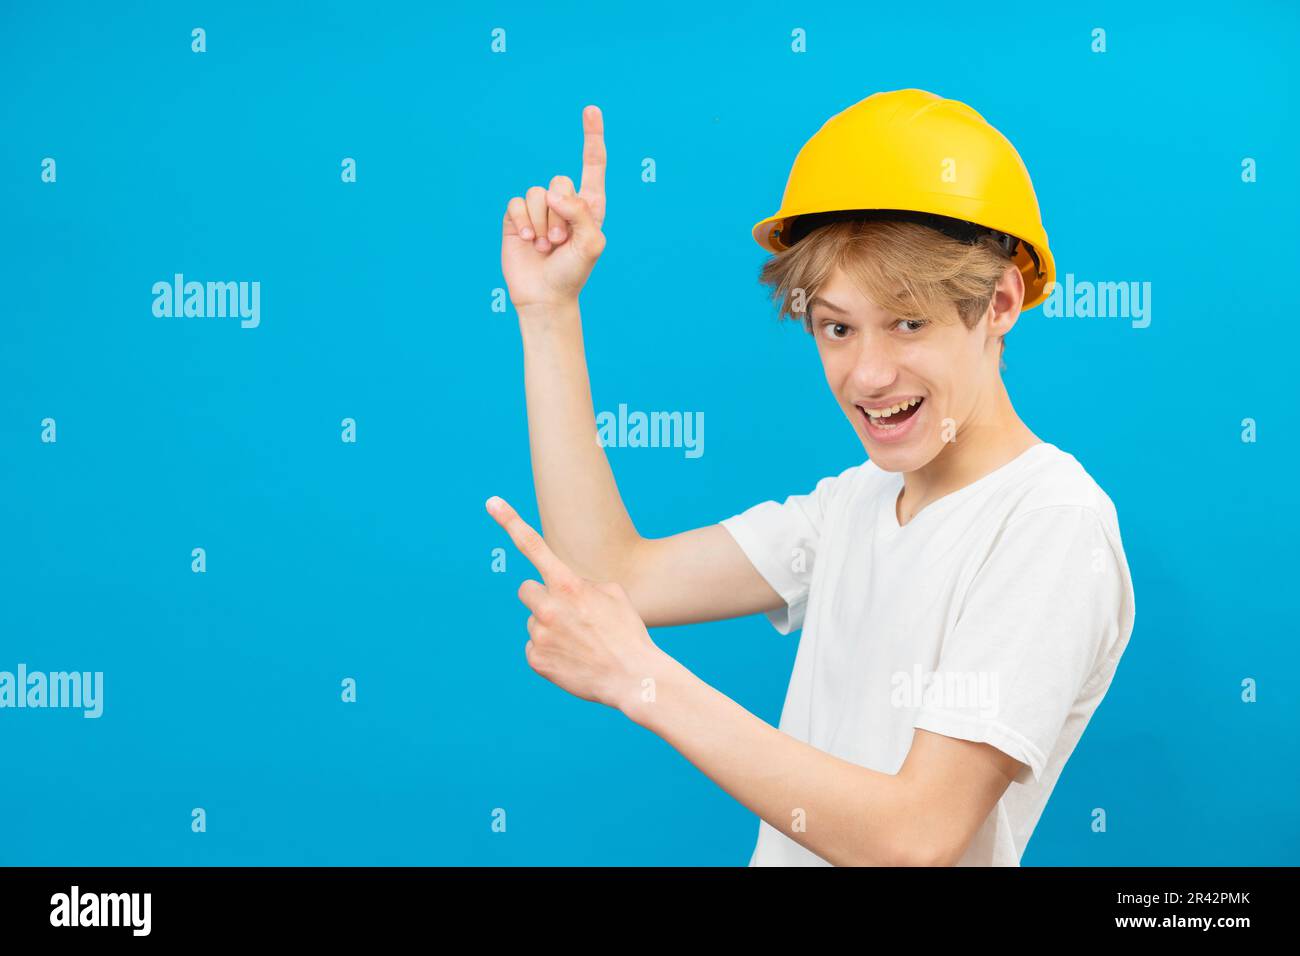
[753, 88, 1056, 311]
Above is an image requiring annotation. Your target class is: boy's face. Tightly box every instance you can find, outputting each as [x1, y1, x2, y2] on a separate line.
[808, 264, 1014, 473]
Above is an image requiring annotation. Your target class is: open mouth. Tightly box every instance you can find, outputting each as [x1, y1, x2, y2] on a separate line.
[860, 396, 924, 431]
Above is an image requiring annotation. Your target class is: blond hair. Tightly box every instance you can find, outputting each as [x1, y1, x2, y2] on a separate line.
[757, 218, 1016, 370]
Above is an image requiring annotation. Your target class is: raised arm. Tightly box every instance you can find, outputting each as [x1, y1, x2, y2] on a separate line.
[500, 106, 782, 628]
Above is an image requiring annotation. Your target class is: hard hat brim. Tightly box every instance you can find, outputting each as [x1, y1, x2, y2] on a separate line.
[752, 208, 1056, 312]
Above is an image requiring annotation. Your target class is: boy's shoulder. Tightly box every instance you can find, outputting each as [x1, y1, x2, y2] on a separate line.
[997, 442, 1124, 532]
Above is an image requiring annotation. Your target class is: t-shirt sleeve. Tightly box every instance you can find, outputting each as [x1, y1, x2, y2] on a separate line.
[911, 505, 1133, 785]
[717, 464, 859, 635]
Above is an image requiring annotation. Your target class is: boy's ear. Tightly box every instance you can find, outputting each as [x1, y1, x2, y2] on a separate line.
[988, 264, 1026, 338]
[1000, 262, 1026, 315]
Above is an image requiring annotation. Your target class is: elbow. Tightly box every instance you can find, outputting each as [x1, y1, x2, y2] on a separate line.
[916, 840, 962, 867]
[881, 838, 955, 868]
[873, 842, 946, 868]
[876, 806, 966, 867]
[839, 831, 954, 868]
[877, 777, 968, 867]
[595, 533, 648, 586]
[555, 533, 642, 585]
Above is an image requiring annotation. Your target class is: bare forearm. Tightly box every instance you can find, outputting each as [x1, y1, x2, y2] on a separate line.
[619, 649, 923, 866]
[517, 301, 640, 580]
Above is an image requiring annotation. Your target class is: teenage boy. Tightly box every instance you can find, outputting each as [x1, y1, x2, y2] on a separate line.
[490, 90, 1135, 866]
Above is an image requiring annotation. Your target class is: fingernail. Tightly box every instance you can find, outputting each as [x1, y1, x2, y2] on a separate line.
[485, 496, 502, 511]
[549, 226, 563, 241]
[521, 226, 534, 239]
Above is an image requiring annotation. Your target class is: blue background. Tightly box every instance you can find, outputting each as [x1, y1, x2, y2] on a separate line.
[2, 0, 1297, 865]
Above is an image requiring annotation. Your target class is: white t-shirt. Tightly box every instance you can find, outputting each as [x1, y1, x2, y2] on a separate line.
[719, 441, 1135, 866]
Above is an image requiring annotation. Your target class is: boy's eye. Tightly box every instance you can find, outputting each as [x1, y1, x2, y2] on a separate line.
[817, 318, 927, 339]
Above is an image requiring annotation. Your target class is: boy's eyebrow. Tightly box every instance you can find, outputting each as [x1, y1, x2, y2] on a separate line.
[807, 295, 849, 314]
[807, 294, 905, 323]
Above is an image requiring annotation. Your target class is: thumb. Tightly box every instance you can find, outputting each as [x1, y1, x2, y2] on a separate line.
[546, 188, 603, 250]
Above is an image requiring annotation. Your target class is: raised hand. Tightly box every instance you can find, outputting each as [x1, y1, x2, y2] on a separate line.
[501, 105, 608, 313]
[484, 495, 660, 710]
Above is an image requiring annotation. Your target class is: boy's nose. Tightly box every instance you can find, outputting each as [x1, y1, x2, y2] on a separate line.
[846, 339, 902, 391]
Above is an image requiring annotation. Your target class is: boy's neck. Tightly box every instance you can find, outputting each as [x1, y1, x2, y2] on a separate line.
[896, 382, 1040, 525]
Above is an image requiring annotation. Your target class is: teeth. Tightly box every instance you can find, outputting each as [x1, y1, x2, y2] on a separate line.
[865, 397, 921, 419]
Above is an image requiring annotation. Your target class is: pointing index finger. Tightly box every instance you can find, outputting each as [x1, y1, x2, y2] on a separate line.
[578, 105, 606, 217]
[485, 496, 579, 590]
